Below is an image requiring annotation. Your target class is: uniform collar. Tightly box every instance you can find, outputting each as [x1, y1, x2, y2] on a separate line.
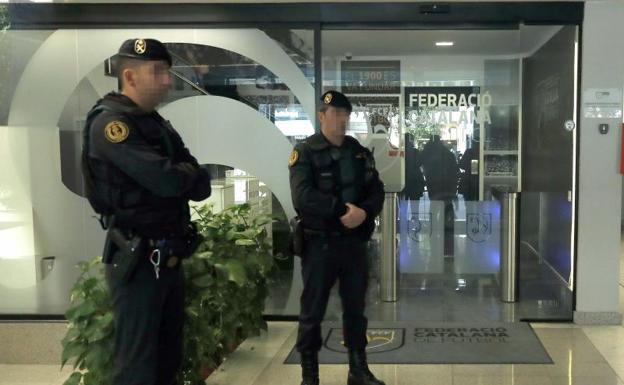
[307, 132, 358, 151]
[100, 92, 150, 116]
[306, 132, 331, 151]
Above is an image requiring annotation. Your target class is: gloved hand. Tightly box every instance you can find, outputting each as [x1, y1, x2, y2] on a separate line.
[187, 164, 212, 202]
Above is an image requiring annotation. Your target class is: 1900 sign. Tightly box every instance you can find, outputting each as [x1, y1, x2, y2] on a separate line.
[341, 60, 401, 94]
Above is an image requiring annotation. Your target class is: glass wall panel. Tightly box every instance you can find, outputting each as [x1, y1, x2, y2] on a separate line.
[0, 24, 577, 321]
[0, 28, 316, 316]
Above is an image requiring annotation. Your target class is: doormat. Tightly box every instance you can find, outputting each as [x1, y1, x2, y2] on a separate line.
[284, 321, 552, 364]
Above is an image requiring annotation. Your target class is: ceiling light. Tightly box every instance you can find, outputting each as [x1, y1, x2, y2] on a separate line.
[436, 42, 454, 47]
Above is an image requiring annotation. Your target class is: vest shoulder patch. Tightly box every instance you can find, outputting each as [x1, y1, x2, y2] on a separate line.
[104, 120, 130, 143]
[289, 149, 299, 166]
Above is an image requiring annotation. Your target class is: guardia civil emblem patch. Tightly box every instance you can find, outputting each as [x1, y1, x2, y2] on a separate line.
[134, 39, 147, 54]
[104, 121, 130, 143]
[289, 149, 299, 166]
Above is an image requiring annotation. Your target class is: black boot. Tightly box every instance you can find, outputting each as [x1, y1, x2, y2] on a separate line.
[300, 350, 319, 385]
[347, 349, 385, 385]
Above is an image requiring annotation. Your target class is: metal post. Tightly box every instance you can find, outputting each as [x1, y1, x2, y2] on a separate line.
[380, 192, 397, 302]
[493, 188, 520, 303]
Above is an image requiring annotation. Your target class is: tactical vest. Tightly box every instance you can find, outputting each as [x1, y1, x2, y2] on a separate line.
[303, 137, 377, 237]
[81, 105, 115, 222]
[308, 139, 375, 197]
[81, 103, 184, 236]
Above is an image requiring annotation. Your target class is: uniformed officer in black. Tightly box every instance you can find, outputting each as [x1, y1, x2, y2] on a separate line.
[82, 38, 211, 385]
[289, 91, 385, 385]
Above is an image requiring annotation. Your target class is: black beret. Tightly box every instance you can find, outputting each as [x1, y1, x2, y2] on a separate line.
[117, 38, 172, 66]
[321, 90, 352, 112]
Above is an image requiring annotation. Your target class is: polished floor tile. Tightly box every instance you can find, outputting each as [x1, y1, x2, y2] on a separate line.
[0, 364, 73, 385]
[550, 376, 624, 385]
[206, 322, 297, 385]
[5, 322, 624, 385]
[244, 324, 624, 385]
[451, 364, 555, 377]
[397, 374, 454, 385]
[452, 376, 554, 385]
[545, 362, 616, 377]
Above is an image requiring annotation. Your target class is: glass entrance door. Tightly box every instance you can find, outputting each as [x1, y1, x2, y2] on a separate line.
[321, 25, 578, 322]
[519, 25, 578, 320]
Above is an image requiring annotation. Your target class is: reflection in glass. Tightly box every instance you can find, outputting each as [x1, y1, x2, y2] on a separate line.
[0, 28, 317, 316]
[321, 26, 575, 322]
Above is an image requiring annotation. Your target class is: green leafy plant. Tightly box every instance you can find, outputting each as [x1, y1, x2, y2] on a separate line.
[61, 203, 275, 385]
[179, 203, 274, 384]
[61, 258, 114, 385]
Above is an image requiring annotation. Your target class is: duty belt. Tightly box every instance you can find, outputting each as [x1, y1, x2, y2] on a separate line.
[147, 238, 182, 268]
[303, 228, 355, 238]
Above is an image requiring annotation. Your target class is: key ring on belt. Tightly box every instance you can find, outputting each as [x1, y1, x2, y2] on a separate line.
[149, 248, 161, 279]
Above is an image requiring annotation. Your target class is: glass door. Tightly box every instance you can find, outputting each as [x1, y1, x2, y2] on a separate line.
[320, 25, 577, 322]
[519, 25, 578, 320]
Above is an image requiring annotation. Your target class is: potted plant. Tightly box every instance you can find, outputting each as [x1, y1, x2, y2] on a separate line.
[61, 203, 275, 385]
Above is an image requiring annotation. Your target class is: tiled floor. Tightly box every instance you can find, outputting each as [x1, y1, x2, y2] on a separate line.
[199, 322, 624, 385]
[3, 321, 624, 385]
[0, 364, 74, 385]
[1, 239, 622, 385]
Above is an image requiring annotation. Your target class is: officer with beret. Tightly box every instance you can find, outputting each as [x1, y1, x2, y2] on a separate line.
[289, 90, 386, 385]
[82, 38, 211, 385]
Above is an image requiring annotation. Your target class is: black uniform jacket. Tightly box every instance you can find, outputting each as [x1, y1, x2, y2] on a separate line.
[289, 132, 385, 239]
[87, 92, 211, 237]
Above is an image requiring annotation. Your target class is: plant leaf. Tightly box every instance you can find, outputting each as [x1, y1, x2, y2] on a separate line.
[234, 239, 255, 246]
[62, 372, 82, 385]
[225, 260, 247, 286]
[195, 251, 214, 259]
[61, 340, 87, 367]
[192, 274, 213, 288]
[65, 301, 97, 321]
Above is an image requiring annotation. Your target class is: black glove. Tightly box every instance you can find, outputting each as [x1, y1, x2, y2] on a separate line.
[188, 164, 212, 202]
[166, 223, 204, 258]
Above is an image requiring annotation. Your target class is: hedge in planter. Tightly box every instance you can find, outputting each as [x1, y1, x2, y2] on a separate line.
[61, 203, 274, 385]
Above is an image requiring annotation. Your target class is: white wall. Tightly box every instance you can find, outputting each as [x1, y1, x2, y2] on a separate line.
[575, 0, 624, 324]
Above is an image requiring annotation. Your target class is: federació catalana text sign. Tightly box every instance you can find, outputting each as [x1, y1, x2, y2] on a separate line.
[405, 86, 492, 126]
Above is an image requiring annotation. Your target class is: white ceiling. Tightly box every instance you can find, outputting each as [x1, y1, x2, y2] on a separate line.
[321, 26, 566, 58]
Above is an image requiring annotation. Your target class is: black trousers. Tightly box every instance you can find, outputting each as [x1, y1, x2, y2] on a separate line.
[296, 235, 369, 352]
[105, 252, 185, 385]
